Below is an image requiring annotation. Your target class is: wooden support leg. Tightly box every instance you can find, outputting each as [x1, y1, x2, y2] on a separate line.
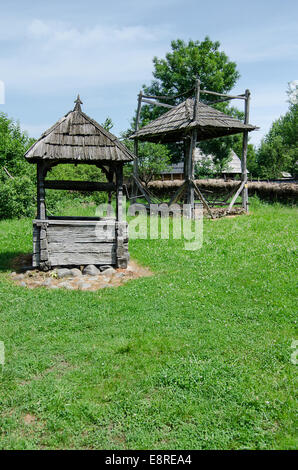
[132, 175, 153, 205]
[36, 163, 50, 269]
[192, 180, 215, 219]
[241, 130, 249, 212]
[241, 89, 250, 213]
[116, 164, 127, 268]
[186, 132, 196, 214]
[226, 180, 245, 214]
[37, 162, 47, 220]
[168, 181, 187, 206]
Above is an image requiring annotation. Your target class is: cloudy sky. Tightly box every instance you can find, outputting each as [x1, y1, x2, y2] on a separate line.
[0, 0, 297, 146]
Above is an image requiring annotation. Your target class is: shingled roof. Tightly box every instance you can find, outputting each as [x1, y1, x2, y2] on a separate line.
[25, 96, 135, 163]
[130, 98, 258, 143]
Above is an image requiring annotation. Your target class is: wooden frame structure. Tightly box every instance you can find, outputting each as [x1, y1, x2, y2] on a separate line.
[130, 80, 258, 217]
[25, 96, 135, 270]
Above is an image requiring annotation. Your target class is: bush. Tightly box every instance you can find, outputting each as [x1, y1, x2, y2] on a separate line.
[0, 175, 36, 219]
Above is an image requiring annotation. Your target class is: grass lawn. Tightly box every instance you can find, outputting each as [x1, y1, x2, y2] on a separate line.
[0, 200, 297, 449]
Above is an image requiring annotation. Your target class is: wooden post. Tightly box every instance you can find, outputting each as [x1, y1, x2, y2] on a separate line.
[37, 162, 47, 220]
[132, 91, 143, 201]
[186, 131, 196, 217]
[193, 78, 201, 121]
[115, 164, 127, 268]
[241, 89, 250, 212]
[185, 78, 200, 217]
[107, 168, 114, 217]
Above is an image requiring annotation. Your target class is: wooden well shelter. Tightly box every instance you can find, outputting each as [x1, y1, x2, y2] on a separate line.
[130, 79, 258, 218]
[25, 96, 135, 270]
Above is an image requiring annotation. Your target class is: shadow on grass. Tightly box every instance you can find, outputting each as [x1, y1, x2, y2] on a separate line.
[0, 252, 32, 273]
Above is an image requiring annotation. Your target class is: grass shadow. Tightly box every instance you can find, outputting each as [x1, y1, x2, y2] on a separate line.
[0, 252, 32, 273]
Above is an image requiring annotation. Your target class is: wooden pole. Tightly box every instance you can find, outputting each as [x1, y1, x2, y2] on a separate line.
[193, 78, 201, 121]
[132, 91, 143, 201]
[115, 164, 127, 268]
[227, 180, 246, 214]
[37, 162, 47, 220]
[133, 92, 142, 177]
[241, 89, 250, 212]
[185, 79, 201, 217]
[186, 131, 196, 216]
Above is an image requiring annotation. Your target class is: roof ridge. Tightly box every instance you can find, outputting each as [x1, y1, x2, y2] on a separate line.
[25, 104, 135, 162]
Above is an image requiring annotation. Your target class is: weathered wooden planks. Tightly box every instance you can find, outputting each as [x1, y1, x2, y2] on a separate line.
[49, 253, 116, 266]
[32, 218, 129, 269]
[48, 242, 116, 253]
[44, 180, 116, 192]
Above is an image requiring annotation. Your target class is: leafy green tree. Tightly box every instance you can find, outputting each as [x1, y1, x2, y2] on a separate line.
[134, 37, 248, 165]
[0, 113, 37, 219]
[123, 139, 170, 186]
[101, 117, 114, 132]
[0, 112, 35, 178]
[256, 89, 298, 179]
[141, 37, 240, 113]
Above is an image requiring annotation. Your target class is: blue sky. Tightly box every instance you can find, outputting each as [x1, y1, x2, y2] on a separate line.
[0, 0, 297, 146]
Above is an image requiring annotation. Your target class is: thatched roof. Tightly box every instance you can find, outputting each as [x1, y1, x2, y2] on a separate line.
[25, 96, 135, 164]
[130, 98, 258, 143]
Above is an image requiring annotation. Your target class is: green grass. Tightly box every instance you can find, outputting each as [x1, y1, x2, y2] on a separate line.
[0, 200, 297, 449]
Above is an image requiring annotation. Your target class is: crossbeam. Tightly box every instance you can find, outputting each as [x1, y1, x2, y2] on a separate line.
[44, 180, 116, 192]
[142, 98, 174, 109]
[199, 90, 246, 100]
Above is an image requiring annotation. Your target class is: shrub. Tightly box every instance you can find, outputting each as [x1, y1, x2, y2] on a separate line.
[0, 175, 36, 219]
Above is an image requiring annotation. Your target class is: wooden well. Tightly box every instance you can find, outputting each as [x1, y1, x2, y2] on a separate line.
[25, 96, 134, 271]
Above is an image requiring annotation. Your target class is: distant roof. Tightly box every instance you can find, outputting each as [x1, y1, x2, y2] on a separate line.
[195, 148, 245, 174]
[161, 148, 247, 174]
[130, 98, 258, 143]
[25, 96, 135, 164]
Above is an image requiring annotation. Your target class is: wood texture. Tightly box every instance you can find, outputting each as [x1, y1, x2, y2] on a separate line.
[33, 219, 129, 268]
[44, 180, 116, 192]
[130, 97, 258, 144]
[25, 103, 135, 163]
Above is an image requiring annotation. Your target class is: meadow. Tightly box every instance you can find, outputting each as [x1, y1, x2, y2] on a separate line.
[0, 199, 297, 449]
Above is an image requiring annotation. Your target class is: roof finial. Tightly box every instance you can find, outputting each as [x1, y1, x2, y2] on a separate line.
[74, 94, 83, 111]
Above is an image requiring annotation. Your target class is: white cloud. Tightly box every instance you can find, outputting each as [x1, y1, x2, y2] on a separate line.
[0, 19, 169, 93]
[27, 19, 51, 37]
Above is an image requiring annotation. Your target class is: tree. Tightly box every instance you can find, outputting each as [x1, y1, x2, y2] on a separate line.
[123, 139, 170, 186]
[137, 37, 244, 164]
[256, 87, 298, 179]
[0, 113, 37, 219]
[142, 37, 240, 112]
[0, 112, 35, 178]
[101, 117, 114, 132]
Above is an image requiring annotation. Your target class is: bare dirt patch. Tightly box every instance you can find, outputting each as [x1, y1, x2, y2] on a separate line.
[23, 413, 36, 425]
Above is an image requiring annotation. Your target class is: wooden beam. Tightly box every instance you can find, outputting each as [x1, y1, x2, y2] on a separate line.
[241, 89, 250, 212]
[142, 98, 174, 109]
[44, 180, 116, 192]
[131, 91, 143, 201]
[226, 180, 245, 214]
[193, 78, 201, 121]
[192, 180, 215, 219]
[168, 181, 187, 205]
[199, 90, 246, 100]
[115, 164, 127, 268]
[131, 175, 152, 204]
[133, 91, 143, 176]
[185, 131, 196, 215]
[37, 162, 48, 220]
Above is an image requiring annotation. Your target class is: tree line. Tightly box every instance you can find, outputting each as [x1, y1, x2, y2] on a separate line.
[0, 37, 297, 218]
